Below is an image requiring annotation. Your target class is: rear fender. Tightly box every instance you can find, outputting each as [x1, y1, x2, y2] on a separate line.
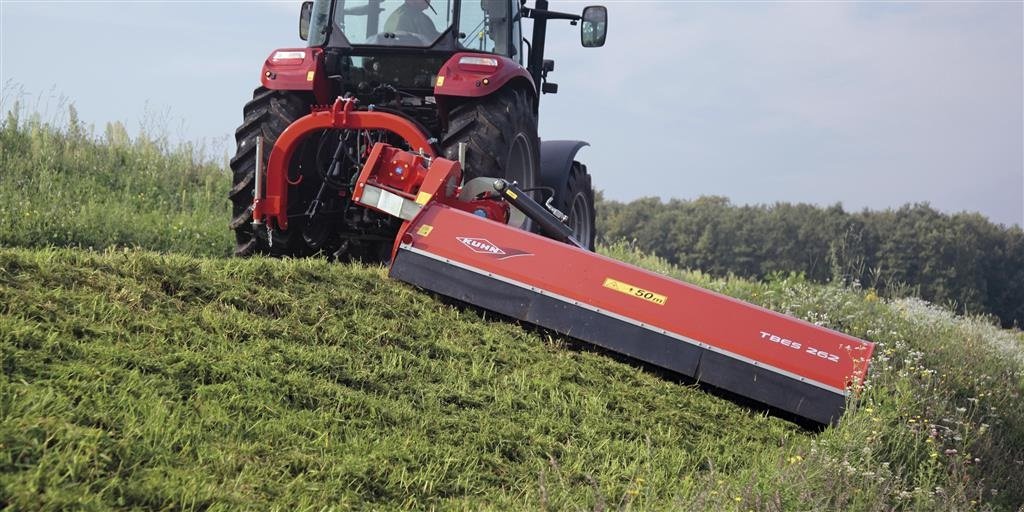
[261, 48, 331, 104]
[434, 53, 536, 121]
[539, 140, 589, 202]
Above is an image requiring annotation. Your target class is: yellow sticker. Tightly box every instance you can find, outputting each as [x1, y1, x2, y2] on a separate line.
[415, 191, 433, 205]
[416, 225, 434, 236]
[602, 278, 668, 306]
[306, 71, 315, 81]
[436, 75, 445, 87]
[506, 190, 518, 200]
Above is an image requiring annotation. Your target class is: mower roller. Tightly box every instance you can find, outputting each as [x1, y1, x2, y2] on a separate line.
[252, 98, 875, 425]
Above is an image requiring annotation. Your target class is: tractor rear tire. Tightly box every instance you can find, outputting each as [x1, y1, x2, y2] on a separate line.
[561, 161, 596, 250]
[228, 87, 307, 257]
[441, 87, 539, 230]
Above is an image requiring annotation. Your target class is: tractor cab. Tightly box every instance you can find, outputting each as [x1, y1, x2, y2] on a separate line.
[298, 0, 607, 103]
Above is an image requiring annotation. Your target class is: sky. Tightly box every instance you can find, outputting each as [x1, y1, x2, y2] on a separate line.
[2, 0, 1022, 227]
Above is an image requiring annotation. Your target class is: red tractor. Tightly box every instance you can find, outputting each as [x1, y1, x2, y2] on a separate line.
[227, 1, 874, 425]
[229, 0, 609, 260]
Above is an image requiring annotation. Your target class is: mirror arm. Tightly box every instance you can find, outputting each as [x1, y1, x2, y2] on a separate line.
[522, 8, 581, 23]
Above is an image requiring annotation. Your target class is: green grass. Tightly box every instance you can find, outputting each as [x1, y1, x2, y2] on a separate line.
[0, 103, 230, 257]
[2, 107, 1023, 510]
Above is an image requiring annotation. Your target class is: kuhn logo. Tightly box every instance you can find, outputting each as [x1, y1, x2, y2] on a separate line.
[457, 237, 505, 255]
[456, 237, 532, 260]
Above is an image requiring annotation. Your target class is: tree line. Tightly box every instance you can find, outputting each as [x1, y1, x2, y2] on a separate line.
[597, 195, 1024, 328]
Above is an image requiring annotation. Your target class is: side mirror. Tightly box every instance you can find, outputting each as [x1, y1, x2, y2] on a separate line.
[581, 6, 607, 48]
[299, 1, 314, 41]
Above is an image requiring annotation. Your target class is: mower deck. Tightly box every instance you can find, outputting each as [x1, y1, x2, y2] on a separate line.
[390, 204, 874, 425]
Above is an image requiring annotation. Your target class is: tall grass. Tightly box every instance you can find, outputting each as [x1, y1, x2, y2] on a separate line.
[0, 102, 231, 256]
[1, 106, 1022, 510]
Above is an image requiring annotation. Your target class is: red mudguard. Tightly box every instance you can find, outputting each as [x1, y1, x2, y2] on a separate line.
[433, 52, 535, 99]
[261, 48, 330, 104]
[390, 204, 874, 425]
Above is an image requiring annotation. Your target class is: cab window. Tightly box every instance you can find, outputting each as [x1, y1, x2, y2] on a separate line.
[339, 0, 455, 47]
[459, 0, 512, 56]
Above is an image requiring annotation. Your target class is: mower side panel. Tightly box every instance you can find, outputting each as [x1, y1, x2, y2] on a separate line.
[261, 48, 330, 104]
[389, 204, 874, 425]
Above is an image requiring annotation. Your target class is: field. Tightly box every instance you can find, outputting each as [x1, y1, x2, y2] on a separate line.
[2, 109, 1023, 510]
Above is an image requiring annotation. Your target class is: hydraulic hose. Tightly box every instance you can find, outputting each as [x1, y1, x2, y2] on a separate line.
[492, 179, 583, 249]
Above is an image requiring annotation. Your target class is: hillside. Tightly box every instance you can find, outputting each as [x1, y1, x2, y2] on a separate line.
[2, 247, 1022, 510]
[2, 109, 1023, 510]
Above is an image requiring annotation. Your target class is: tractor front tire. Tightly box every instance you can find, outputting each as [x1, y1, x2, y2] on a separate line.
[561, 161, 596, 250]
[441, 87, 539, 230]
[228, 87, 307, 257]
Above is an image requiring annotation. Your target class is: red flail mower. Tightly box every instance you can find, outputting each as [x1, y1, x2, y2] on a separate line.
[247, 97, 873, 425]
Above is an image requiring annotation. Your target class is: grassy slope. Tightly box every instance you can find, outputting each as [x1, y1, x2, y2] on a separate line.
[2, 112, 1023, 510]
[1, 249, 803, 510]
[0, 108, 229, 257]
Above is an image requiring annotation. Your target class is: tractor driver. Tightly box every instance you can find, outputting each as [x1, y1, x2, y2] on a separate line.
[383, 0, 440, 40]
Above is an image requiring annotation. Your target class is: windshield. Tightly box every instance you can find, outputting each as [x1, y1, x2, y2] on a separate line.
[311, 0, 455, 48]
[308, 0, 515, 55]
